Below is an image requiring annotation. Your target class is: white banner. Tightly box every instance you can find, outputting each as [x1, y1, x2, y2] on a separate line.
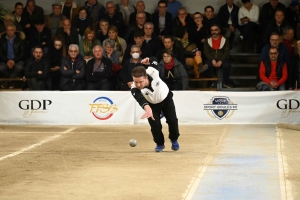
[0, 91, 300, 125]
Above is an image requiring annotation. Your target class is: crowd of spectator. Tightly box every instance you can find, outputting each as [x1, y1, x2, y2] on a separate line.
[0, 0, 300, 91]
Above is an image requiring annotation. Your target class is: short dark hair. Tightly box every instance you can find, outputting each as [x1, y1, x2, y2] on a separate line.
[162, 49, 174, 58]
[132, 66, 147, 78]
[204, 5, 214, 12]
[78, 7, 87, 13]
[33, 46, 43, 52]
[133, 30, 144, 38]
[241, 0, 250, 4]
[269, 46, 278, 52]
[15, 2, 23, 8]
[210, 23, 221, 30]
[158, 0, 167, 7]
[163, 35, 174, 42]
[270, 32, 280, 38]
[173, 26, 187, 39]
[193, 12, 202, 16]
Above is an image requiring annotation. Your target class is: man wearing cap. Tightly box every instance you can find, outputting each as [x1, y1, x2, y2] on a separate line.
[45, 3, 67, 38]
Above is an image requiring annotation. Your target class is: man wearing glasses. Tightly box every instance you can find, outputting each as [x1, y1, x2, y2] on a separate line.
[257, 46, 288, 91]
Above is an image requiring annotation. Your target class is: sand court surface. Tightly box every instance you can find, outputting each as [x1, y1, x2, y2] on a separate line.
[0, 124, 299, 200]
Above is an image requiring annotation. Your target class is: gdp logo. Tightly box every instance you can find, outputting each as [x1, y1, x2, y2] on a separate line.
[203, 96, 238, 120]
[19, 100, 52, 118]
[89, 97, 118, 120]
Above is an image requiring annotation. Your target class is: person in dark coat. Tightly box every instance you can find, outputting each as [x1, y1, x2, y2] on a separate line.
[152, 0, 173, 38]
[72, 7, 93, 39]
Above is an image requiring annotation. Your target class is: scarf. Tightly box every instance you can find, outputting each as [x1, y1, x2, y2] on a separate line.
[164, 58, 175, 71]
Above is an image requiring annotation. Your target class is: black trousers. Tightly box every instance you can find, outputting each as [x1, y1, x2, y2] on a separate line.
[86, 80, 111, 90]
[27, 78, 47, 90]
[204, 59, 231, 84]
[60, 82, 85, 91]
[147, 91, 180, 145]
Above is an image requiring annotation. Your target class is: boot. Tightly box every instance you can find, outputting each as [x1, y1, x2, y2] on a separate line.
[198, 63, 208, 73]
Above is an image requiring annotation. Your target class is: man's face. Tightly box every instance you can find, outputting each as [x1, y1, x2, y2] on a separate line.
[178, 9, 187, 20]
[144, 24, 153, 36]
[275, 11, 284, 23]
[100, 22, 108, 30]
[53, 6, 62, 16]
[270, 35, 280, 47]
[35, 23, 45, 33]
[133, 76, 147, 90]
[79, 9, 87, 19]
[68, 46, 79, 59]
[226, 0, 234, 6]
[210, 26, 220, 38]
[33, 48, 43, 60]
[270, 0, 279, 8]
[106, 3, 115, 15]
[108, 30, 117, 40]
[136, 2, 145, 12]
[136, 13, 146, 25]
[93, 46, 103, 59]
[6, 26, 16, 38]
[15, 5, 23, 16]
[194, 14, 203, 24]
[158, 3, 167, 15]
[134, 36, 144, 46]
[63, 20, 71, 30]
[205, 8, 214, 19]
[285, 29, 294, 41]
[269, 49, 279, 61]
[27, 1, 35, 12]
[243, 2, 251, 10]
[130, 47, 141, 57]
[163, 38, 174, 49]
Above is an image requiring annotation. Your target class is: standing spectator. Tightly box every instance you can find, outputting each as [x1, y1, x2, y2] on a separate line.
[102, 25, 127, 63]
[44, 3, 67, 38]
[12, 2, 28, 32]
[103, 1, 125, 37]
[0, 24, 25, 89]
[47, 35, 66, 90]
[144, 22, 162, 57]
[152, 0, 173, 39]
[29, 18, 53, 56]
[83, 0, 106, 27]
[85, 45, 112, 90]
[218, 0, 240, 45]
[72, 7, 93, 40]
[260, 0, 286, 30]
[129, 1, 151, 25]
[172, 7, 193, 31]
[24, 46, 50, 90]
[257, 46, 288, 91]
[158, 49, 189, 90]
[124, 12, 146, 45]
[236, 0, 260, 52]
[60, 44, 85, 90]
[281, 26, 297, 58]
[204, 24, 232, 88]
[203, 6, 219, 35]
[79, 26, 101, 62]
[56, 19, 79, 49]
[0, 13, 23, 33]
[61, 0, 80, 21]
[116, 0, 136, 27]
[22, 0, 44, 28]
[96, 19, 109, 43]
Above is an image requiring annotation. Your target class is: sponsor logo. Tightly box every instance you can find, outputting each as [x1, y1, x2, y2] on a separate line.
[89, 97, 118, 120]
[19, 100, 52, 118]
[277, 99, 300, 118]
[204, 96, 238, 120]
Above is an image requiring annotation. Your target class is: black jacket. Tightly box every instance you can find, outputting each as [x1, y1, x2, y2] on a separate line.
[25, 57, 50, 81]
[60, 55, 85, 87]
[72, 15, 93, 36]
[218, 3, 239, 29]
[0, 32, 25, 63]
[152, 11, 173, 36]
[119, 58, 143, 84]
[85, 57, 112, 82]
[102, 12, 125, 35]
[172, 14, 193, 30]
[123, 23, 144, 45]
[56, 26, 79, 47]
[29, 26, 53, 49]
[186, 22, 207, 53]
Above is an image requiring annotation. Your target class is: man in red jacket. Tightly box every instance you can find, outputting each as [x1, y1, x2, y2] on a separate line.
[257, 46, 288, 91]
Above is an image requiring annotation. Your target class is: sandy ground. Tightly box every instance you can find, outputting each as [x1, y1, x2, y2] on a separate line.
[0, 124, 299, 200]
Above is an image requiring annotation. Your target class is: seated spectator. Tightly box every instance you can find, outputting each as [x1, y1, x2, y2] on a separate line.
[236, 0, 260, 52]
[56, 19, 79, 49]
[61, 0, 80, 21]
[116, 0, 136, 27]
[13, 2, 28, 30]
[263, 9, 290, 45]
[290, 40, 300, 89]
[172, 7, 193, 30]
[85, 45, 112, 90]
[129, 1, 151, 25]
[79, 26, 101, 62]
[290, 2, 300, 39]
[96, 19, 109, 43]
[0, 24, 25, 89]
[24, 46, 50, 90]
[45, 3, 66, 38]
[29, 18, 53, 56]
[118, 45, 143, 90]
[156, 35, 185, 67]
[204, 24, 232, 88]
[22, 0, 44, 28]
[144, 22, 162, 57]
[83, 0, 106, 27]
[281, 26, 297, 58]
[152, 0, 173, 39]
[203, 6, 219, 35]
[257, 46, 288, 91]
[158, 49, 188, 90]
[0, 13, 24, 33]
[124, 12, 146, 45]
[47, 35, 66, 90]
[260, 0, 286, 31]
[102, 25, 127, 63]
[72, 7, 93, 40]
[123, 30, 152, 62]
[60, 44, 85, 90]
[103, 1, 125, 37]
[218, 0, 240, 46]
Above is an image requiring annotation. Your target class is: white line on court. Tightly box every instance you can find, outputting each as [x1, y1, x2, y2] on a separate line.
[182, 127, 227, 200]
[0, 127, 76, 162]
[276, 127, 293, 200]
[0, 132, 114, 134]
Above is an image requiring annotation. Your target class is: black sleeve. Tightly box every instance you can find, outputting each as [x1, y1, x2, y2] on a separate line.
[131, 88, 149, 109]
